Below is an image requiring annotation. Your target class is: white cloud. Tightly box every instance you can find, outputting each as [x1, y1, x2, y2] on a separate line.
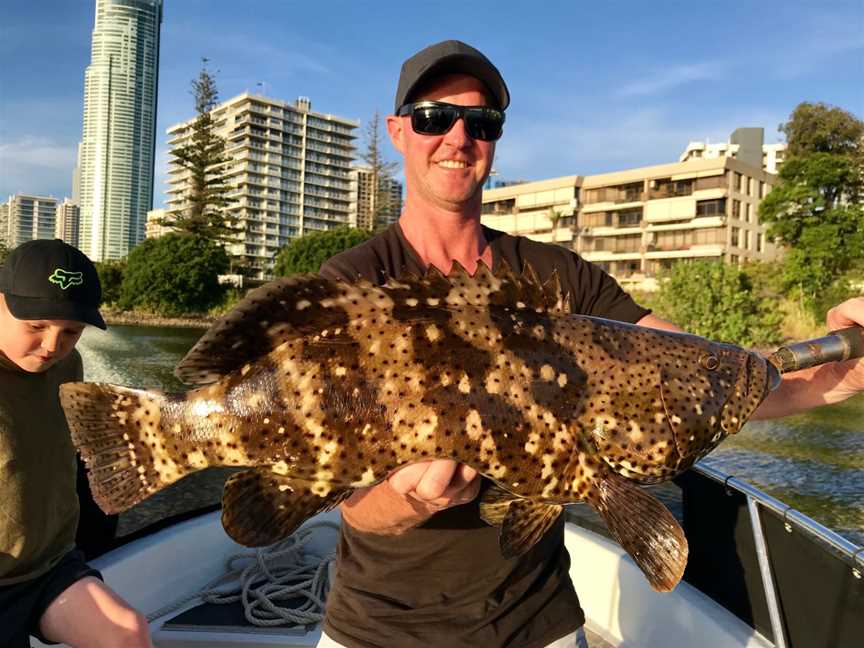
[0, 136, 77, 199]
[617, 62, 727, 97]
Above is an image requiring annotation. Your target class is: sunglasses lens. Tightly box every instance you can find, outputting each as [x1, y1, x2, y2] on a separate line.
[465, 111, 504, 141]
[412, 105, 457, 135]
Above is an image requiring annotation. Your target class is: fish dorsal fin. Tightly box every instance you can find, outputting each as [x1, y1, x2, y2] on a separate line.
[175, 274, 355, 385]
[221, 468, 350, 547]
[175, 260, 570, 385]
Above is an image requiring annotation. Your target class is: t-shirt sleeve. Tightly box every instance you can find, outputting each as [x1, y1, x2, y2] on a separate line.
[565, 252, 650, 324]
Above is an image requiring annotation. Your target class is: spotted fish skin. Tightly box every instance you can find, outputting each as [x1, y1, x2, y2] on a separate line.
[60, 263, 771, 592]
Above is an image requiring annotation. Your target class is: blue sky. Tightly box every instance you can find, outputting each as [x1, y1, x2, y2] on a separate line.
[1, 0, 862, 207]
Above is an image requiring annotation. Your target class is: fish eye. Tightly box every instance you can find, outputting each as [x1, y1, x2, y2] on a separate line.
[699, 354, 719, 371]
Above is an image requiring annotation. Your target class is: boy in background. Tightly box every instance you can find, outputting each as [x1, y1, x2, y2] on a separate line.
[0, 239, 151, 647]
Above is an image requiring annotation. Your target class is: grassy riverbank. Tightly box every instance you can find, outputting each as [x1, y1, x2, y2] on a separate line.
[103, 307, 214, 329]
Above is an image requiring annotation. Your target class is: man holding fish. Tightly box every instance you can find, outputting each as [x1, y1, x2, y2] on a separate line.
[312, 40, 864, 648]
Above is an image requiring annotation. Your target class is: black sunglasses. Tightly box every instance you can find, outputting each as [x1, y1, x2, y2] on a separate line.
[397, 101, 505, 141]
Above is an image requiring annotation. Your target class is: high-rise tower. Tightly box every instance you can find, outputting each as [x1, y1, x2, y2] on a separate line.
[77, 0, 162, 261]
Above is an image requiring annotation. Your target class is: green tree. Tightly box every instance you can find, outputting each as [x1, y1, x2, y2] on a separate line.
[0, 242, 9, 266]
[95, 260, 126, 306]
[780, 102, 864, 157]
[119, 234, 229, 315]
[361, 111, 400, 230]
[273, 227, 373, 276]
[162, 60, 241, 245]
[760, 103, 864, 317]
[652, 260, 782, 347]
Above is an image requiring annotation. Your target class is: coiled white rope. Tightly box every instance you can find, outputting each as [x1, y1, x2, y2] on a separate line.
[147, 520, 340, 627]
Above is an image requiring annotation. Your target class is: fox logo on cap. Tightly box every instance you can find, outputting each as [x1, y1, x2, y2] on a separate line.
[49, 268, 84, 290]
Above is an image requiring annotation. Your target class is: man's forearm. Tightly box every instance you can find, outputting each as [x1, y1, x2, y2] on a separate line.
[339, 481, 431, 535]
[752, 361, 857, 420]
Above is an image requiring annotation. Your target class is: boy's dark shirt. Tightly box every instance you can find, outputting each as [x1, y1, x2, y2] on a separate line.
[0, 350, 82, 585]
[319, 224, 649, 648]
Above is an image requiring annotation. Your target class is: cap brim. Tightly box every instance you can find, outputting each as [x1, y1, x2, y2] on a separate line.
[5, 293, 107, 330]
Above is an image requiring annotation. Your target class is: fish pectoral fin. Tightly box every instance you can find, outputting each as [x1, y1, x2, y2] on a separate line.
[499, 500, 563, 559]
[478, 483, 519, 526]
[221, 468, 351, 547]
[591, 472, 688, 592]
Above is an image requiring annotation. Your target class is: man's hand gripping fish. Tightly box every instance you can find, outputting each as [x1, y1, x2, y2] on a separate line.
[59, 263, 864, 592]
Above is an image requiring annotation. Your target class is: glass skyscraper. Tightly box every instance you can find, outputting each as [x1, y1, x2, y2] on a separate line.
[77, 0, 162, 261]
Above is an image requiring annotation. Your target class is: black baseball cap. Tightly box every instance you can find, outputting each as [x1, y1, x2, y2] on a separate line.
[394, 40, 510, 113]
[0, 239, 106, 330]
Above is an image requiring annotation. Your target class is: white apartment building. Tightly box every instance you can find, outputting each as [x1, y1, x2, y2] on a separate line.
[55, 198, 80, 248]
[166, 94, 358, 278]
[348, 165, 403, 230]
[3, 195, 58, 248]
[77, 0, 162, 261]
[679, 127, 787, 173]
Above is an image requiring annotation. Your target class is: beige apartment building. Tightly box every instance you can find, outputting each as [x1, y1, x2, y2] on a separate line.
[577, 157, 777, 290]
[348, 165, 403, 230]
[54, 198, 80, 248]
[166, 94, 358, 278]
[482, 175, 581, 246]
[482, 157, 777, 291]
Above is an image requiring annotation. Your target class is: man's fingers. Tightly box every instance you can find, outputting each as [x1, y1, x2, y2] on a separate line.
[412, 460, 460, 501]
[387, 461, 433, 495]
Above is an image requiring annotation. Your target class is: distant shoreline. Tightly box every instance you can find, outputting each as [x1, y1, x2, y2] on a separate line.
[103, 309, 214, 329]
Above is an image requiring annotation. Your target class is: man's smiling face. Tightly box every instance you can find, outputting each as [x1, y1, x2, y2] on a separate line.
[388, 73, 496, 213]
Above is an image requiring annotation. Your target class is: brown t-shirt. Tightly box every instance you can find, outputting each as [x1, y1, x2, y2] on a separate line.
[0, 349, 82, 585]
[320, 224, 649, 648]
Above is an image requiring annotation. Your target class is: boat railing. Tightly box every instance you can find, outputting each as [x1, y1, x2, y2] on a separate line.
[691, 462, 863, 648]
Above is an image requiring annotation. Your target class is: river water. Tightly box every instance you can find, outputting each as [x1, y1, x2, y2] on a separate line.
[75, 324, 864, 546]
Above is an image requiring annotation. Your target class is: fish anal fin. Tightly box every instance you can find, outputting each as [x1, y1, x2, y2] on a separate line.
[221, 468, 351, 547]
[499, 500, 563, 559]
[591, 472, 688, 592]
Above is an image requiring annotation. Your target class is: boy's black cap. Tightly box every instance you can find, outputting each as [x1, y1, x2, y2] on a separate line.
[0, 239, 106, 330]
[394, 40, 510, 113]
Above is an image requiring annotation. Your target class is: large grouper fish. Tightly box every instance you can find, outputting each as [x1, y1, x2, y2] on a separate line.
[61, 262, 780, 592]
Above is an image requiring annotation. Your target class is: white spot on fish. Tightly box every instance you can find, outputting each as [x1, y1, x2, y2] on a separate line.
[557, 373, 568, 388]
[296, 299, 311, 310]
[241, 364, 252, 376]
[335, 366, 347, 377]
[405, 297, 418, 307]
[426, 324, 441, 342]
[190, 399, 225, 418]
[540, 364, 555, 381]
[272, 461, 290, 475]
[458, 374, 471, 394]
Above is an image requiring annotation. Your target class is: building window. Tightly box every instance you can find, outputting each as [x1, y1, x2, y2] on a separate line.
[757, 232, 764, 253]
[744, 203, 751, 223]
[759, 180, 765, 199]
[731, 227, 740, 247]
[695, 174, 725, 191]
[734, 172, 742, 193]
[696, 198, 726, 217]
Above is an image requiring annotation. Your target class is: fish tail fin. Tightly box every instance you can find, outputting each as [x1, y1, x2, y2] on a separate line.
[60, 382, 196, 514]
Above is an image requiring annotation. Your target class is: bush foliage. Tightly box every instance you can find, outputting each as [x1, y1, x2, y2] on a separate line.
[273, 227, 373, 276]
[95, 260, 126, 306]
[652, 260, 782, 347]
[119, 234, 229, 315]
